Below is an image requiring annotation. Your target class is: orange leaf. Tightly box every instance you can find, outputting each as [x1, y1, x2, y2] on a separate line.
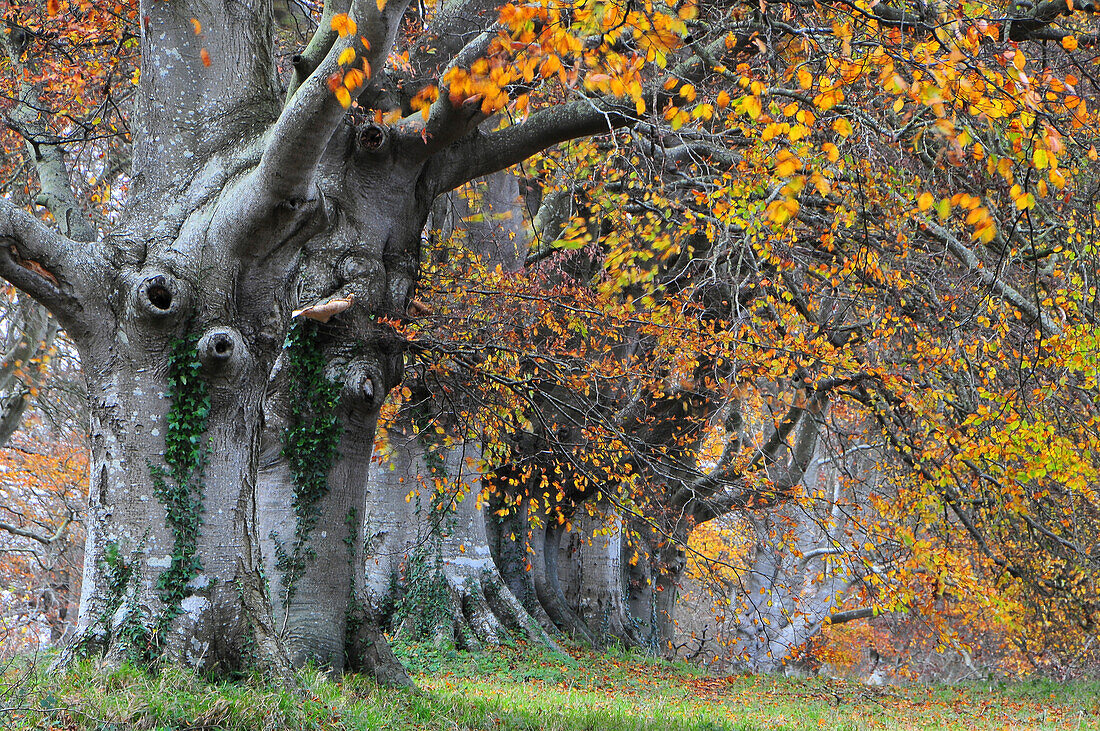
[46, 0, 60, 15]
[190, 18, 202, 34]
[344, 68, 365, 90]
[331, 13, 357, 37]
[200, 48, 211, 67]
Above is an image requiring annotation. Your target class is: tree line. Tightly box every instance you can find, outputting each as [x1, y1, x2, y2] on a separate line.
[0, 0, 1098, 686]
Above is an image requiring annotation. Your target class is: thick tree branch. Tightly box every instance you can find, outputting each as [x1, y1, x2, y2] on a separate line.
[2, 27, 97, 245]
[823, 607, 875, 624]
[686, 392, 826, 523]
[428, 96, 634, 196]
[246, 0, 414, 203]
[417, 26, 503, 153]
[285, 0, 350, 103]
[1008, 0, 1097, 41]
[0, 200, 86, 327]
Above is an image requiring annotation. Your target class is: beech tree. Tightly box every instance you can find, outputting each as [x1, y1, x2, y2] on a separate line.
[0, 0, 680, 680]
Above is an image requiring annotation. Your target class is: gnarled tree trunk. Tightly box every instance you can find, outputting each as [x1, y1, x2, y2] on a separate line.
[558, 504, 642, 648]
[0, 0, 628, 678]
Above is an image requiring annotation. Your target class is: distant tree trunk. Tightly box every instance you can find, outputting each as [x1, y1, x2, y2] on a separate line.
[528, 503, 599, 646]
[364, 412, 558, 650]
[0, 295, 57, 446]
[486, 492, 559, 634]
[558, 505, 642, 647]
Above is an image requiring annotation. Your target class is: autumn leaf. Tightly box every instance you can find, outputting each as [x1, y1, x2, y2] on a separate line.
[293, 295, 356, 322]
[331, 13, 357, 37]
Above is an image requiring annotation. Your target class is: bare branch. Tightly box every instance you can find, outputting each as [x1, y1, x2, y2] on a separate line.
[925, 221, 1061, 336]
[0, 517, 69, 547]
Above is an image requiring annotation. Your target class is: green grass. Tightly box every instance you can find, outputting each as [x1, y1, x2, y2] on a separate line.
[2, 643, 1098, 730]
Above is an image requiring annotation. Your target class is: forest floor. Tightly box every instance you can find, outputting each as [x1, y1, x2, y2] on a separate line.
[2, 641, 1098, 730]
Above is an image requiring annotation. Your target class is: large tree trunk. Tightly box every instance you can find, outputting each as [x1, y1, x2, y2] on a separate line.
[486, 492, 559, 634]
[558, 504, 643, 648]
[71, 295, 289, 674]
[626, 519, 687, 655]
[527, 504, 599, 645]
[258, 333, 410, 685]
[0, 0, 628, 678]
[365, 415, 558, 650]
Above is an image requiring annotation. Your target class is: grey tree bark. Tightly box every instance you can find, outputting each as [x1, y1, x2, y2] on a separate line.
[0, 0, 627, 677]
[720, 445, 881, 673]
[364, 417, 558, 650]
[558, 504, 643, 647]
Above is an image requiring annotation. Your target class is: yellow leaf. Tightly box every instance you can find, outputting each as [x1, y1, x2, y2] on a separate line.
[918, 192, 933, 211]
[743, 95, 762, 120]
[1033, 148, 1049, 170]
[338, 47, 356, 66]
[377, 0, 388, 9]
[832, 117, 852, 138]
[822, 142, 839, 162]
[716, 90, 730, 108]
[335, 86, 351, 109]
[678, 0, 698, 19]
[775, 152, 800, 177]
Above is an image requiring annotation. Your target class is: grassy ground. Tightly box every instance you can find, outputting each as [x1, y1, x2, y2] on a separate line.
[3, 642, 1098, 730]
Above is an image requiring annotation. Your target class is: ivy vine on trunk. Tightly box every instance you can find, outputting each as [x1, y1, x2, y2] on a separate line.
[274, 321, 344, 605]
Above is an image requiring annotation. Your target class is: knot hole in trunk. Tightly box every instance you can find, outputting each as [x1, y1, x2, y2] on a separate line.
[198, 326, 248, 379]
[356, 124, 386, 152]
[134, 271, 187, 320]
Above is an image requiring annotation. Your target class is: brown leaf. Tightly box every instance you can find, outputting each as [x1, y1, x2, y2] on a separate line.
[292, 294, 356, 323]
